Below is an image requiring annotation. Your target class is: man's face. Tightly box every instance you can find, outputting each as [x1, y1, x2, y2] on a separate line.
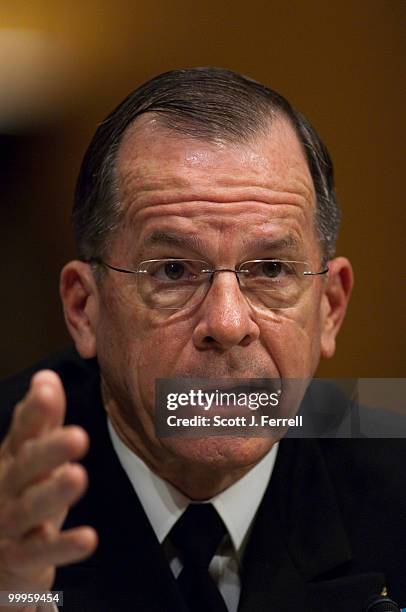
[91, 115, 332, 469]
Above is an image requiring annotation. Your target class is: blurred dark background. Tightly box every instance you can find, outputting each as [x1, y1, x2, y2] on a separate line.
[1, 1, 405, 379]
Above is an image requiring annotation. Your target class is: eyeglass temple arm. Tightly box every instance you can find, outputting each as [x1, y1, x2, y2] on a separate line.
[86, 258, 145, 275]
[303, 267, 329, 276]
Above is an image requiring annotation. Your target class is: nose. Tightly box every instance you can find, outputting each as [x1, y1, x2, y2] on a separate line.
[192, 271, 260, 351]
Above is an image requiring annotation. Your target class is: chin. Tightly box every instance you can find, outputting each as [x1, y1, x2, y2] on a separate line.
[161, 436, 276, 469]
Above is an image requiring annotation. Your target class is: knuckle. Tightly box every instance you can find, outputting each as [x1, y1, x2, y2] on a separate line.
[37, 522, 56, 546]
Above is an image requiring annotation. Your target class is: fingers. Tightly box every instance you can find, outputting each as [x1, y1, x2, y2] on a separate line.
[6, 371, 66, 456]
[0, 370, 99, 595]
[2, 464, 88, 539]
[29, 526, 98, 569]
[4, 426, 89, 497]
[2, 525, 98, 573]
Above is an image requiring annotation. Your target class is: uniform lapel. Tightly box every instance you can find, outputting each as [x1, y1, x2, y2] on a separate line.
[238, 438, 385, 612]
[55, 368, 188, 612]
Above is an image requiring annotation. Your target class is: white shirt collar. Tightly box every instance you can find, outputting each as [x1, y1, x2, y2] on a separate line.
[107, 418, 278, 553]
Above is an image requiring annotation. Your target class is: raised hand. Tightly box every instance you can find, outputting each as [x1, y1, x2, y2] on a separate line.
[0, 370, 97, 611]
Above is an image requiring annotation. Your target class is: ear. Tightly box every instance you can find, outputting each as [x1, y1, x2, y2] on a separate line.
[60, 261, 99, 359]
[320, 256, 354, 359]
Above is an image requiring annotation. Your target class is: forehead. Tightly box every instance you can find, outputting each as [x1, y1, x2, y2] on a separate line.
[114, 114, 316, 251]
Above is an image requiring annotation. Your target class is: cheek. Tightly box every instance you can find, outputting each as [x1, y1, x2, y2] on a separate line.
[259, 303, 322, 377]
[96, 293, 192, 410]
[95, 292, 142, 391]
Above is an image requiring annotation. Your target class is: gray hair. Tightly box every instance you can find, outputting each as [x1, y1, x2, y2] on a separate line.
[73, 67, 340, 262]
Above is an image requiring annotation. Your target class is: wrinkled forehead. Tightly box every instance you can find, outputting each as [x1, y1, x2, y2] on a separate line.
[116, 112, 315, 208]
[112, 114, 317, 262]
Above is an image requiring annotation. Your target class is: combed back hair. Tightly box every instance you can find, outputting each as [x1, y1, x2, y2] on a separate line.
[73, 67, 340, 262]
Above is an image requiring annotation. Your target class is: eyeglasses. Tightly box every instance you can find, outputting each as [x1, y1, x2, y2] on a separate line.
[89, 257, 328, 311]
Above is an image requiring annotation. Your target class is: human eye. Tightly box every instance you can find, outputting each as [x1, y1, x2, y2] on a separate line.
[148, 260, 199, 282]
[248, 260, 297, 280]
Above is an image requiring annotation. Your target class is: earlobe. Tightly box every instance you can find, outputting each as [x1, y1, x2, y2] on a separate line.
[60, 261, 99, 359]
[320, 257, 354, 359]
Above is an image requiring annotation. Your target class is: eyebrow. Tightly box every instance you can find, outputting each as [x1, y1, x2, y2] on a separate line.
[142, 231, 206, 252]
[142, 230, 302, 255]
[250, 235, 302, 252]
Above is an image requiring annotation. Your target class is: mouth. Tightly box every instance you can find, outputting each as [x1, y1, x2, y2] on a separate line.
[155, 375, 287, 438]
[191, 378, 281, 395]
[172, 379, 282, 417]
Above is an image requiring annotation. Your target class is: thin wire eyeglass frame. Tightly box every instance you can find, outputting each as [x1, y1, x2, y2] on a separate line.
[88, 257, 329, 310]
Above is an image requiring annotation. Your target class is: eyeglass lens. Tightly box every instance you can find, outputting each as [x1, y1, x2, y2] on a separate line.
[135, 259, 314, 310]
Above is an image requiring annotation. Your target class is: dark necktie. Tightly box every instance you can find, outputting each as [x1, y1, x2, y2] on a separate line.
[169, 503, 229, 612]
